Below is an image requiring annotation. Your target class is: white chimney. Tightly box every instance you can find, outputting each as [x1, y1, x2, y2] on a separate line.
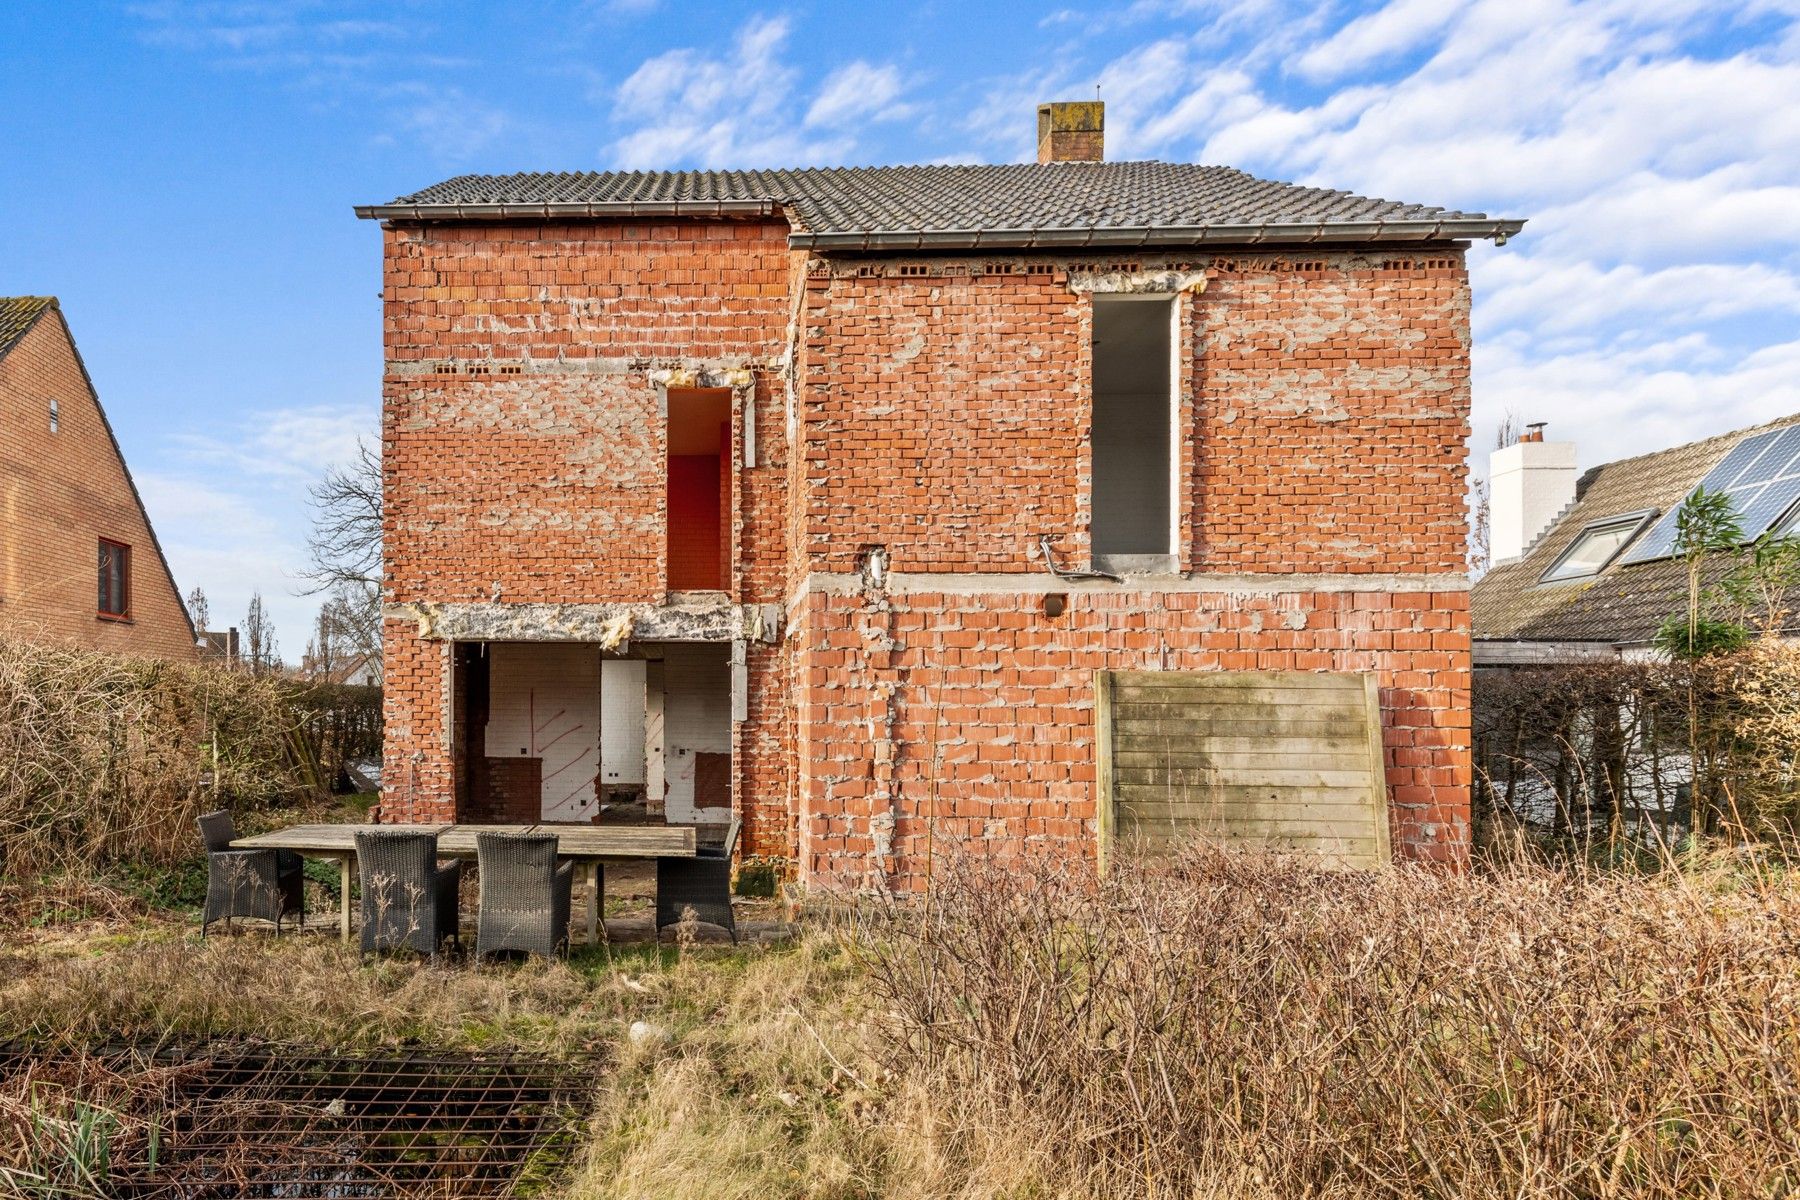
[1489, 424, 1577, 564]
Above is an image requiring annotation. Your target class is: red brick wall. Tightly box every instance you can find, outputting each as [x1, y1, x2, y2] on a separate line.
[798, 252, 1472, 577]
[0, 311, 196, 660]
[795, 585, 1472, 891]
[800, 265, 1085, 573]
[464, 756, 542, 824]
[378, 226, 1475, 876]
[1192, 257, 1471, 573]
[381, 618, 453, 822]
[381, 221, 791, 607]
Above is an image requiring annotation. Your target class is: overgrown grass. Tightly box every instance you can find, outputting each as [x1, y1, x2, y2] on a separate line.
[3, 844, 1798, 1198]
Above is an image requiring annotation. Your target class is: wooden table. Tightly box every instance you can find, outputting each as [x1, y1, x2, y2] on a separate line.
[231, 823, 697, 944]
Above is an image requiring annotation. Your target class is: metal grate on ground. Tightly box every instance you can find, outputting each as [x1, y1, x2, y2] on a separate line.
[0, 1040, 597, 1197]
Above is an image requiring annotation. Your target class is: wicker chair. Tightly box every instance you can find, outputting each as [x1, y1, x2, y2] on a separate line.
[474, 833, 575, 960]
[656, 817, 740, 944]
[197, 810, 304, 936]
[355, 829, 462, 958]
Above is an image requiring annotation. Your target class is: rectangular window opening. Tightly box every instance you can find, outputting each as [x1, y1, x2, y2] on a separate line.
[1091, 296, 1177, 572]
[49, 397, 59, 433]
[98, 539, 130, 618]
[666, 388, 732, 593]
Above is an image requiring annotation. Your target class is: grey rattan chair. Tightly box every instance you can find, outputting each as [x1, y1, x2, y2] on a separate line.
[656, 817, 739, 944]
[355, 829, 462, 958]
[198, 810, 303, 936]
[474, 833, 575, 960]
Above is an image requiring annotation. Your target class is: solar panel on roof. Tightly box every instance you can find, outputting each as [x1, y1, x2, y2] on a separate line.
[1622, 427, 1800, 563]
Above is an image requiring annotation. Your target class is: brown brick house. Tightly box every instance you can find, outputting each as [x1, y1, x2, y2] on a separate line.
[0, 297, 196, 660]
[357, 104, 1523, 887]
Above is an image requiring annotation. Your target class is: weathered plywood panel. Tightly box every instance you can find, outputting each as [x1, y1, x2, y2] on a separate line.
[1100, 670, 1389, 868]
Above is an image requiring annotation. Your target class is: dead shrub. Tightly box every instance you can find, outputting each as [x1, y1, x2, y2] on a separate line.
[1476, 640, 1800, 848]
[857, 844, 1800, 1198]
[0, 632, 316, 876]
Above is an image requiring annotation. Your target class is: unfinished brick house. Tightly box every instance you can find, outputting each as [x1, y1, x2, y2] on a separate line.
[0, 296, 196, 661]
[357, 103, 1524, 887]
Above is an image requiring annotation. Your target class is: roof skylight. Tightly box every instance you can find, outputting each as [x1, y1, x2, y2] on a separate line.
[1540, 511, 1658, 583]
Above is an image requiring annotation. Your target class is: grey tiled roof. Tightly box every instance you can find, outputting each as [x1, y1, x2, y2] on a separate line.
[0, 296, 55, 360]
[1473, 414, 1800, 647]
[356, 162, 1524, 250]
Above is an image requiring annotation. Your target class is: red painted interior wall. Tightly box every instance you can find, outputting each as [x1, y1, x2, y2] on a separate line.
[668, 452, 722, 590]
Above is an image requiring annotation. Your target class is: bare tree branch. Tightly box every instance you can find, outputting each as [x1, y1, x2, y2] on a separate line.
[304, 436, 382, 593]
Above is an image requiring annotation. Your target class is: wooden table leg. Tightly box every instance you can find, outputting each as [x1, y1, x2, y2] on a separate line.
[587, 860, 600, 946]
[339, 855, 352, 942]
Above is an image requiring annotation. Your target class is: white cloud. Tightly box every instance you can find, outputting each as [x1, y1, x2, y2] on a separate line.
[610, 16, 821, 166]
[173, 403, 370, 482]
[1477, 257, 1800, 334]
[805, 61, 912, 129]
[1294, 0, 1468, 81]
[1473, 337, 1800, 475]
[609, 16, 911, 167]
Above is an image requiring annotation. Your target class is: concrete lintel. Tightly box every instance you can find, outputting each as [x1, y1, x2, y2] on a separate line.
[648, 364, 755, 392]
[793, 570, 1469, 601]
[390, 600, 782, 644]
[1068, 268, 1209, 294]
[386, 356, 772, 381]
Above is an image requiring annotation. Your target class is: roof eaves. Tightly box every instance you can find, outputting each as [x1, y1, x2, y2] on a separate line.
[352, 199, 780, 221]
[787, 217, 1526, 251]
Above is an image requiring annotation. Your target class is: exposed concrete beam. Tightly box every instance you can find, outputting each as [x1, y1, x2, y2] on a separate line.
[389, 600, 782, 645]
[1067, 268, 1209, 294]
[791, 570, 1469, 602]
[385, 356, 776, 380]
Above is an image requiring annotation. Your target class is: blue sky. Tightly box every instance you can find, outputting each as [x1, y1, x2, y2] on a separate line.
[4, 0, 1797, 653]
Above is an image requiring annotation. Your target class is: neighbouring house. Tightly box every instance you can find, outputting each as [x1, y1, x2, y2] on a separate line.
[1472, 414, 1800, 665]
[297, 646, 380, 687]
[0, 296, 196, 660]
[357, 102, 1524, 886]
[199, 627, 241, 667]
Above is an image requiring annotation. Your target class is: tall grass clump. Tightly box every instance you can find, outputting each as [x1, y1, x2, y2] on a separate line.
[0, 632, 313, 876]
[860, 845, 1800, 1199]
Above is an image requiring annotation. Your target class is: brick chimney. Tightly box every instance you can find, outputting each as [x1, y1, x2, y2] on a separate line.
[1489, 424, 1577, 564]
[1037, 101, 1104, 163]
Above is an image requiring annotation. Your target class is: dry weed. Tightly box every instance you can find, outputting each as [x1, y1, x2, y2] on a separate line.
[857, 844, 1800, 1199]
[0, 631, 312, 876]
[562, 937, 889, 1200]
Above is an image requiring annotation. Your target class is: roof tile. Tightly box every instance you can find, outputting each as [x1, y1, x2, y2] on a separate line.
[0, 296, 55, 360]
[359, 162, 1522, 248]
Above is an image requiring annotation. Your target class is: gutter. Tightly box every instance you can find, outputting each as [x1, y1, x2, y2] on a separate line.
[791, 218, 1525, 250]
[352, 199, 780, 221]
[352, 202, 1525, 248]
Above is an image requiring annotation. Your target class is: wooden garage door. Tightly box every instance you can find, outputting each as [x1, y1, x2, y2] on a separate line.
[1097, 670, 1391, 867]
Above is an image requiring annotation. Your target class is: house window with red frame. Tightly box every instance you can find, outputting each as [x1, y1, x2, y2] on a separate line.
[98, 539, 131, 619]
